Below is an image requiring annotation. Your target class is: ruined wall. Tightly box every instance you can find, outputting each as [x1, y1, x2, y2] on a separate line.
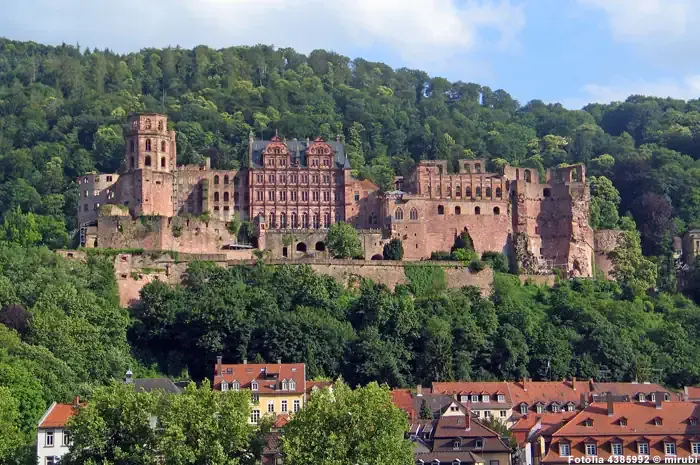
[594, 229, 624, 279]
[259, 229, 384, 259]
[96, 216, 254, 259]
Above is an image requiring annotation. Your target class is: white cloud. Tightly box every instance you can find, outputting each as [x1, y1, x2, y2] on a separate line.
[559, 76, 700, 109]
[181, 0, 526, 68]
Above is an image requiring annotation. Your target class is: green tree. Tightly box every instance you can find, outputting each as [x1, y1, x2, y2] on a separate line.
[609, 231, 657, 297]
[282, 381, 413, 465]
[325, 222, 362, 259]
[0, 387, 24, 463]
[383, 238, 404, 260]
[419, 398, 433, 420]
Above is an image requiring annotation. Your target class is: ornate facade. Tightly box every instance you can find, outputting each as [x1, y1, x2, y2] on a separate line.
[79, 112, 594, 278]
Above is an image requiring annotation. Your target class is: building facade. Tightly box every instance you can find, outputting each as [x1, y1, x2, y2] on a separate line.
[79, 112, 596, 277]
[213, 357, 306, 425]
[36, 398, 80, 465]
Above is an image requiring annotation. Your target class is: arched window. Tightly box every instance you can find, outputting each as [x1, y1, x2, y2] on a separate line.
[475, 206, 481, 215]
[455, 185, 461, 197]
[476, 187, 482, 197]
[543, 188, 551, 198]
[296, 242, 307, 252]
[145, 139, 152, 152]
[214, 192, 220, 202]
[524, 170, 532, 183]
[161, 157, 166, 168]
[130, 140, 135, 153]
[161, 141, 167, 152]
[291, 212, 298, 228]
[302, 213, 309, 228]
[269, 213, 276, 228]
[438, 205, 445, 215]
[224, 175, 229, 185]
[324, 213, 330, 228]
[145, 155, 152, 167]
[466, 186, 472, 197]
[486, 187, 492, 197]
[395, 208, 404, 220]
[280, 213, 287, 228]
[455, 206, 461, 215]
[496, 187, 502, 198]
[313, 213, 320, 229]
[223, 192, 229, 202]
[214, 175, 220, 185]
[493, 207, 500, 215]
[145, 118, 152, 129]
[315, 241, 326, 251]
[410, 208, 418, 220]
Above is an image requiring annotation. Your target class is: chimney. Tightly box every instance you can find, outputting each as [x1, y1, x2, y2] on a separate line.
[466, 410, 471, 431]
[607, 392, 614, 417]
[523, 377, 528, 392]
[572, 376, 577, 390]
[277, 359, 281, 364]
[73, 396, 80, 408]
[216, 355, 223, 375]
[125, 369, 133, 384]
[243, 359, 247, 365]
[580, 392, 588, 408]
[655, 391, 663, 410]
[417, 384, 423, 397]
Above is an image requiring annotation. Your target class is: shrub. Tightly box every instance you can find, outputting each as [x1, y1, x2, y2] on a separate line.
[383, 239, 404, 260]
[430, 251, 452, 261]
[469, 259, 486, 272]
[481, 251, 509, 273]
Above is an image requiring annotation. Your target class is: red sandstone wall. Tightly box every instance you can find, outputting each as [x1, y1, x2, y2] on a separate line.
[594, 229, 624, 279]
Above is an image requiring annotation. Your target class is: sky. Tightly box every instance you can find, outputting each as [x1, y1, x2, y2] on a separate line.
[3, 0, 700, 108]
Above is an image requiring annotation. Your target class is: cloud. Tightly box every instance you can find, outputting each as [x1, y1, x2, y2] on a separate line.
[559, 76, 700, 109]
[184, 0, 526, 67]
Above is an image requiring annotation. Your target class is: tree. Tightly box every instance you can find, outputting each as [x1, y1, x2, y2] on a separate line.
[609, 231, 657, 297]
[282, 381, 413, 465]
[0, 387, 23, 463]
[0, 305, 31, 336]
[419, 398, 433, 420]
[325, 222, 362, 259]
[383, 238, 404, 260]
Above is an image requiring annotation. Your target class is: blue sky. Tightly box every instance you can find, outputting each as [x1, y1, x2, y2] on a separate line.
[3, 0, 700, 108]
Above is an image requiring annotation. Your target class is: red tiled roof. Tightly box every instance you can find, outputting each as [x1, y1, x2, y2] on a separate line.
[542, 402, 700, 463]
[593, 382, 670, 396]
[508, 380, 587, 407]
[273, 414, 289, 428]
[685, 386, 700, 400]
[306, 381, 332, 394]
[432, 381, 513, 405]
[433, 415, 510, 452]
[39, 403, 79, 429]
[214, 362, 305, 394]
[392, 389, 416, 419]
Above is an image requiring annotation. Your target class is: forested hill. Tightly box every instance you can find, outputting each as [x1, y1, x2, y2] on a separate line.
[0, 39, 699, 262]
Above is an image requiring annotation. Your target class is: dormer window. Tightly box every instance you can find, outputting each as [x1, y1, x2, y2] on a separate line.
[638, 393, 646, 402]
[619, 418, 627, 427]
[551, 403, 560, 413]
[232, 381, 240, 391]
[453, 439, 461, 451]
[654, 418, 662, 426]
[460, 395, 468, 403]
[289, 380, 296, 391]
[251, 381, 258, 391]
[690, 417, 698, 426]
[665, 393, 671, 401]
[475, 439, 483, 448]
[282, 380, 289, 391]
[482, 395, 490, 403]
[471, 395, 479, 403]
[566, 403, 575, 412]
[651, 393, 656, 402]
[497, 394, 505, 403]
[520, 404, 528, 415]
[665, 442, 676, 456]
[584, 419, 593, 427]
[221, 381, 229, 392]
[536, 404, 544, 414]
[559, 443, 571, 456]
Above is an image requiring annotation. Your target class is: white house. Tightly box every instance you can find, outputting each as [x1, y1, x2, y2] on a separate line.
[36, 397, 80, 465]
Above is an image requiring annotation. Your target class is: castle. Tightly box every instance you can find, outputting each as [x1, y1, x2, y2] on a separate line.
[78, 113, 595, 277]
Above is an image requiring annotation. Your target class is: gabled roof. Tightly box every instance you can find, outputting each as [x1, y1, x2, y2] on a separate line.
[134, 378, 182, 394]
[431, 381, 513, 407]
[592, 382, 670, 397]
[685, 386, 700, 400]
[250, 137, 349, 169]
[214, 362, 305, 394]
[38, 402, 80, 429]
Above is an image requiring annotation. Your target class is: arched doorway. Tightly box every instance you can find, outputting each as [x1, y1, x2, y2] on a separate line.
[296, 242, 307, 253]
[371, 254, 383, 260]
[315, 242, 326, 251]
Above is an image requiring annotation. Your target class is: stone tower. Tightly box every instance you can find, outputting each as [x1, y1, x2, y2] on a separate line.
[116, 113, 177, 217]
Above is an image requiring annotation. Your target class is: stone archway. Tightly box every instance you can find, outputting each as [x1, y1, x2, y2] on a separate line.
[296, 242, 307, 253]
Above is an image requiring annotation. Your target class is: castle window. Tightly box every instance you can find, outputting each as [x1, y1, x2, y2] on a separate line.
[224, 175, 229, 185]
[214, 176, 220, 185]
[145, 155, 152, 167]
[214, 192, 220, 202]
[257, 191, 263, 201]
[464, 163, 471, 173]
[312, 191, 319, 202]
[438, 205, 445, 215]
[224, 192, 229, 202]
[324, 213, 330, 228]
[130, 157, 135, 169]
[475, 163, 481, 173]
[496, 187, 502, 198]
[130, 140, 135, 153]
[107, 176, 113, 182]
[145, 118, 152, 129]
[145, 139, 152, 151]
[455, 206, 461, 215]
[486, 187, 492, 197]
[524, 170, 532, 183]
[395, 208, 404, 221]
[476, 187, 482, 197]
[447, 185, 452, 197]
[302, 213, 309, 228]
[161, 141, 167, 152]
[161, 157, 166, 168]
[269, 213, 275, 228]
[280, 213, 287, 228]
[291, 212, 298, 228]
[323, 158, 330, 167]
[466, 186, 472, 197]
[493, 207, 500, 215]
[475, 207, 481, 215]
[369, 213, 378, 225]
[455, 186, 461, 197]
[543, 188, 551, 198]
[410, 208, 418, 220]
[312, 159, 319, 167]
[313, 213, 320, 229]
[158, 120, 163, 131]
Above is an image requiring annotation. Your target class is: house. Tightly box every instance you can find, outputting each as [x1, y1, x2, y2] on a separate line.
[429, 382, 514, 426]
[125, 369, 184, 394]
[36, 397, 81, 465]
[393, 386, 473, 421]
[213, 357, 306, 425]
[541, 394, 700, 464]
[512, 412, 577, 465]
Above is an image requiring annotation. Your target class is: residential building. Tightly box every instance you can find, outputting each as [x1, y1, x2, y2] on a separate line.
[36, 397, 81, 465]
[512, 412, 577, 465]
[541, 395, 700, 464]
[213, 357, 306, 424]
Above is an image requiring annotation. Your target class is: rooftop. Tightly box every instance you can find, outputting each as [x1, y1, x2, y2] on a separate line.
[38, 402, 80, 429]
